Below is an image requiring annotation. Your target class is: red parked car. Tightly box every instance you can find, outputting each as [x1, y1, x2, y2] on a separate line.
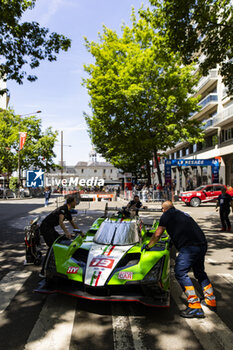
[179, 184, 233, 207]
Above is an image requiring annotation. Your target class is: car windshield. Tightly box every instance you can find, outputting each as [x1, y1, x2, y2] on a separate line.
[94, 219, 139, 245]
[194, 185, 206, 191]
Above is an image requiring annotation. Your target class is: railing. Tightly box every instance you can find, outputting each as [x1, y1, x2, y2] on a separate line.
[213, 105, 233, 126]
[123, 190, 174, 202]
[198, 93, 218, 109]
[195, 70, 218, 92]
[190, 93, 218, 118]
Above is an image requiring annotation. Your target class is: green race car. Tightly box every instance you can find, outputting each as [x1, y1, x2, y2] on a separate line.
[36, 214, 170, 307]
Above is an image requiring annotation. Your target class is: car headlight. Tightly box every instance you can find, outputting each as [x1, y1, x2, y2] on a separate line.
[143, 258, 163, 282]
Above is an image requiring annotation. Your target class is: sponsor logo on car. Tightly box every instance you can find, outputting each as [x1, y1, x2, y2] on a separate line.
[90, 257, 114, 269]
[118, 271, 133, 280]
[67, 266, 79, 274]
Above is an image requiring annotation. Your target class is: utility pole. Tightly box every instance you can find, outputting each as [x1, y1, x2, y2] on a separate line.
[61, 130, 63, 191]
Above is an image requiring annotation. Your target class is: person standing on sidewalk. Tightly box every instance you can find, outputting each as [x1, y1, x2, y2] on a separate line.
[43, 187, 51, 207]
[143, 200, 216, 318]
[216, 187, 233, 232]
[39, 196, 83, 277]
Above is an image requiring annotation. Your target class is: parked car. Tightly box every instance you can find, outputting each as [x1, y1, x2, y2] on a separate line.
[179, 184, 233, 207]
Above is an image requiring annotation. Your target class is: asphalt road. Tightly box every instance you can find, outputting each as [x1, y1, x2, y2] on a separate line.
[0, 197, 233, 350]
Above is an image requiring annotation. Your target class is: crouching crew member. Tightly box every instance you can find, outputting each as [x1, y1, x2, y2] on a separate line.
[144, 200, 216, 318]
[39, 196, 82, 277]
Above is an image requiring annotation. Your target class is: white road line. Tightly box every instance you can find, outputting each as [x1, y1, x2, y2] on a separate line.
[0, 270, 32, 314]
[112, 303, 143, 350]
[217, 273, 233, 285]
[25, 294, 77, 350]
[128, 306, 147, 350]
[171, 276, 233, 350]
[207, 258, 217, 263]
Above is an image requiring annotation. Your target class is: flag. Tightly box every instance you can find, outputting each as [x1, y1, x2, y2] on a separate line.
[19, 132, 27, 150]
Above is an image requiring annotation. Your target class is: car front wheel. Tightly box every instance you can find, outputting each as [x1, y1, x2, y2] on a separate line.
[190, 197, 201, 207]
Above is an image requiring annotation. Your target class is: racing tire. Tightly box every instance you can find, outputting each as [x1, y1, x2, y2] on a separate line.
[34, 257, 42, 266]
[190, 197, 201, 207]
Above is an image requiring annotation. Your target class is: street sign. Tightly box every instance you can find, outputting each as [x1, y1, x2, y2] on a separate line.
[26, 170, 44, 188]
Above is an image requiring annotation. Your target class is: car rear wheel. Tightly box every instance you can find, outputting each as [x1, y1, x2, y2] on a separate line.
[190, 197, 201, 207]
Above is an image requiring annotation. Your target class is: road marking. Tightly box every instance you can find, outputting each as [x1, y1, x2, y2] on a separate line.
[25, 294, 76, 350]
[217, 273, 233, 285]
[171, 276, 233, 350]
[0, 270, 32, 313]
[207, 258, 217, 264]
[112, 303, 136, 350]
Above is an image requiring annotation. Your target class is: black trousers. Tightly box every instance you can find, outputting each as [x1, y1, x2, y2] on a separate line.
[40, 223, 60, 273]
[220, 209, 231, 229]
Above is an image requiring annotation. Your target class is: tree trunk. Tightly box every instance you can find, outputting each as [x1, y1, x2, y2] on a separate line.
[154, 150, 162, 186]
[145, 158, 151, 185]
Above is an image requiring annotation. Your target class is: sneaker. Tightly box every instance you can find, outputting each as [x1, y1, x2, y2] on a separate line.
[220, 227, 226, 232]
[201, 300, 217, 312]
[180, 307, 205, 318]
[39, 272, 45, 278]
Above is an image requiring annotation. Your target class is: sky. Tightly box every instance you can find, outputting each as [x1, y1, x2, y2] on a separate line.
[7, 0, 150, 166]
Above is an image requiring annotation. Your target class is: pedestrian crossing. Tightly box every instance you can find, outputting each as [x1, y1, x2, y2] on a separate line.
[1, 268, 233, 350]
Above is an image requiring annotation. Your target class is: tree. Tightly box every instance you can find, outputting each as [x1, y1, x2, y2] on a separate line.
[0, 109, 58, 178]
[148, 0, 233, 94]
[83, 10, 204, 185]
[0, 0, 71, 89]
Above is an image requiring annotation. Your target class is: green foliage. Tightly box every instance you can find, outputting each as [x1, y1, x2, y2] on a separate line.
[0, 0, 71, 86]
[149, 0, 233, 94]
[0, 109, 58, 176]
[83, 9, 204, 182]
[9, 176, 18, 191]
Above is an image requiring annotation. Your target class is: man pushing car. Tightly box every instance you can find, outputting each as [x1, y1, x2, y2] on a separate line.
[143, 200, 216, 318]
[39, 196, 83, 277]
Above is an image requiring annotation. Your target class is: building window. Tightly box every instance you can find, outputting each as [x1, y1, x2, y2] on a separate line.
[110, 169, 112, 173]
[94, 169, 97, 173]
[193, 144, 197, 152]
[186, 148, 189, 155]
[103, 169, 106, 174]
[212, 135, 218, 146]
[81, 169, 84, 173]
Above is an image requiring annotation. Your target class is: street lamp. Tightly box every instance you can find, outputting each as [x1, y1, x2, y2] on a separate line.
[60, 130, 72, 193]
[18, 110, 41, 190]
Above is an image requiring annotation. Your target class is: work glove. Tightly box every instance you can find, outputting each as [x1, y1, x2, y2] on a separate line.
[141, 244, 150, 252]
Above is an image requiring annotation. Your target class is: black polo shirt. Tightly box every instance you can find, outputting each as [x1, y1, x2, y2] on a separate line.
[159, 207, 207, 250]
[217, 193, 232, 211]
[128, 200, 142, 209]
[42, 204, 72, 227]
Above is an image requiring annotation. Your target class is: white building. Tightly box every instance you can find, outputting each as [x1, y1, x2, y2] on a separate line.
[45, 151, 122, 189]
[164, 62, 233, 191]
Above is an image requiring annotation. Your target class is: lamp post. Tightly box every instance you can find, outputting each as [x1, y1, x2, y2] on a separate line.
[60, 130, 72, 193]
[18, 110, 41, 190]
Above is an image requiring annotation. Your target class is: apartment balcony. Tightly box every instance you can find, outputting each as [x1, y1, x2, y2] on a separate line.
[190, 93, 218, 120]
[213, 105, 233, 127]
[193, 70, 218, 98]
[201, 118, 213, 130]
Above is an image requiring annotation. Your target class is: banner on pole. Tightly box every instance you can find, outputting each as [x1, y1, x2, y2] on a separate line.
[19, 132, 27, 150]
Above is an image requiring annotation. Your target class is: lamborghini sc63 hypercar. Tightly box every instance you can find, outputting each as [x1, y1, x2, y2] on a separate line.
[37, 216, 170, 307]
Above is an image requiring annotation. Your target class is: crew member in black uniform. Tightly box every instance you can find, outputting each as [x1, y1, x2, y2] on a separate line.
[40, 196, 82, 277]
[143, 200, 216, 318]
[123, 195, 147, 217]
[216, 187, 233, 231]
